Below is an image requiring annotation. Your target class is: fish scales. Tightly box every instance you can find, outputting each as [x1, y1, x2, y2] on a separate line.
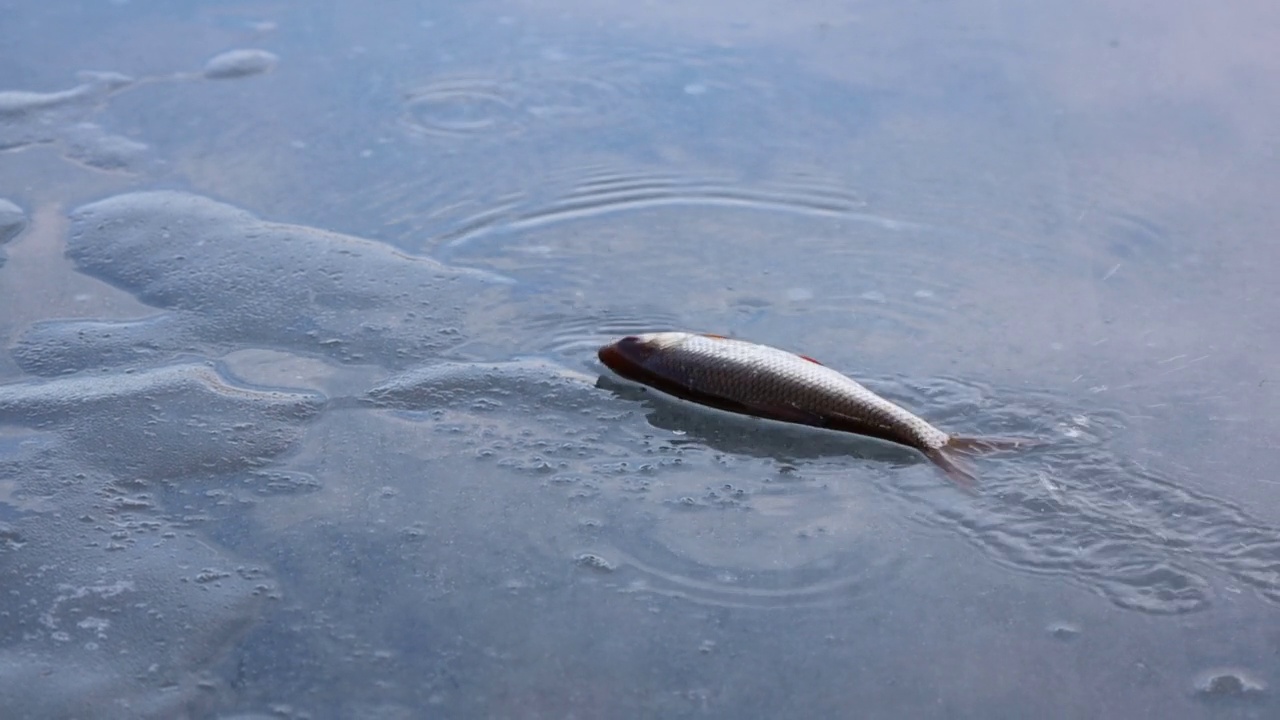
[648, 334, 946, 448]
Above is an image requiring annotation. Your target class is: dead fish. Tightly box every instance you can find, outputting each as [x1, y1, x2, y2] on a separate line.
[597, 332, 1029, 487]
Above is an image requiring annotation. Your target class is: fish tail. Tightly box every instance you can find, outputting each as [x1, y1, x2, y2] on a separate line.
[924, 444, 979, 489]
[924, 434, 1036, 489]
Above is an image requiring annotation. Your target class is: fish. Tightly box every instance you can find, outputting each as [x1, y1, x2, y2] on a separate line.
[597, 332, 1030, 487]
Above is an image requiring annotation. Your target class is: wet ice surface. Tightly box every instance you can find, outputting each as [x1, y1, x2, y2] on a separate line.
[3, 1, 1280, 718]
[60, 122, 150, 172]
[13, 191, 511, 376]
[0, 72, 137, 164]
[0, 365, 322, 718]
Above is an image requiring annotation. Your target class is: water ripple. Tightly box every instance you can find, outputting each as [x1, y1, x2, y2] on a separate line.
[508, 308, 686, 358]
[566, 526, 904, 610]
[411, 167, 950, 347]
[371, 358, 1280, 615]
[400, 73, 629, 140]
[432, 169, 920, 252]
[857, 376, 1280, 614]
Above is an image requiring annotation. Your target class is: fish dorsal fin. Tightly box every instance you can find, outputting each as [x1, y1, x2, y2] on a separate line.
[797, 354, 823, 365]
[701, 333, 730, 339]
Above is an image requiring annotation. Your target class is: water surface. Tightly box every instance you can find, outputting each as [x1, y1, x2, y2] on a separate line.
[2, 1, 1279, 717]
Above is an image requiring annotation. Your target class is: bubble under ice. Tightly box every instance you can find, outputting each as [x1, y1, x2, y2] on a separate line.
[0, 364, 325, 718]
[11, 191, 513, 375]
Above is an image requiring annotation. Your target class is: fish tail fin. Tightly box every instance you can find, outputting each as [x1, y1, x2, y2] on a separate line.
[924, 444, 979, 490]
[924, 434, 1037, 490]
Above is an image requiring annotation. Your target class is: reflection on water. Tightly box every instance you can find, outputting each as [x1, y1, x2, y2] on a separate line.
[3, 0, 1280, 717]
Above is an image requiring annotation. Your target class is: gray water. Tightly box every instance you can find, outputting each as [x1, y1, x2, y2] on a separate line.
[2, 1, 1279, 718]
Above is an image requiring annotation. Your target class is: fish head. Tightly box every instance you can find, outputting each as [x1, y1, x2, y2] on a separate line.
[597, 332, 690, 372]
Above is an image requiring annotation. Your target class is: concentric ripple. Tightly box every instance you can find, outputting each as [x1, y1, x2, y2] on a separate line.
[430, 169, 916, 252]
[555, 511, 906, 610]
[397, 167, 969, 356]
[402, 78, 519, 138]
[401, 73, 629, 140]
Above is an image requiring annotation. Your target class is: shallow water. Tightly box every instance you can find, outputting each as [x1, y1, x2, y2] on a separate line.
[3, 1, 1279, 718]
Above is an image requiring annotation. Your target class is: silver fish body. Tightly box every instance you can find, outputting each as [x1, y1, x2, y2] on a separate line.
[598, 332, 1019, 485]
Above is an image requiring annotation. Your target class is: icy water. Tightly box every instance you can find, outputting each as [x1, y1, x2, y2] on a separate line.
[2, 1, 1279, 718]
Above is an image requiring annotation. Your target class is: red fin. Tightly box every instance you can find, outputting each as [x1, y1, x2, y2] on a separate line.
[797, 354, 824, 365]
[701, 333, 730, 339]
